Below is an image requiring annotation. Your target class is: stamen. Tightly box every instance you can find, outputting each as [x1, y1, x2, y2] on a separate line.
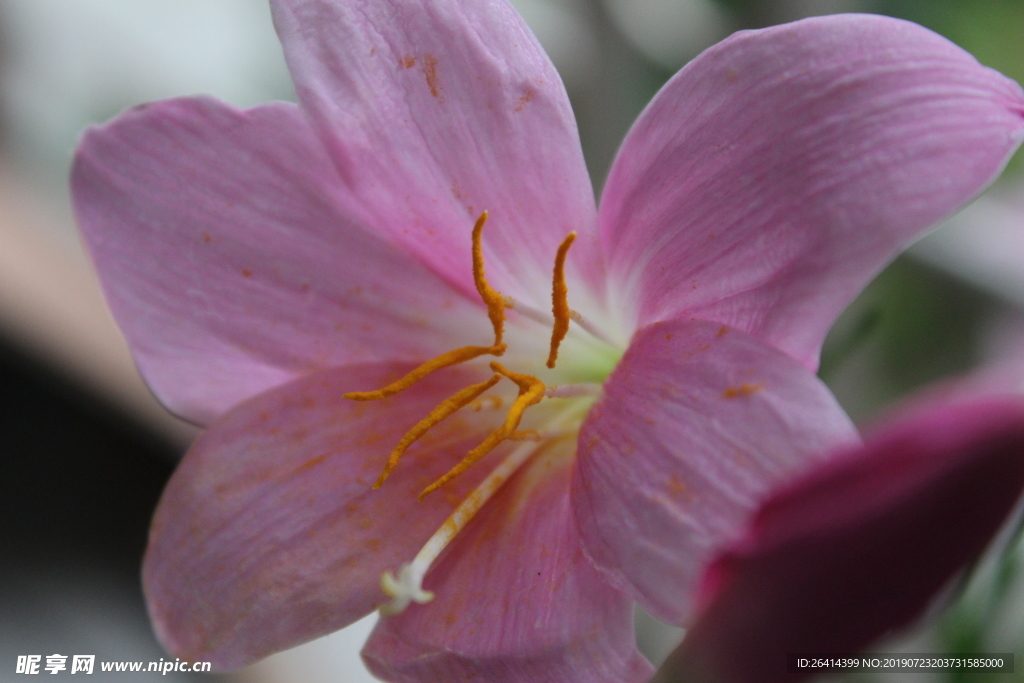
[419, 361, 545, 498]
[546, 232, 577, 369]
[378, 408, 580, 617]
[472, 211, 507, 346]
[545, 383, 603, 398]
[501, 294, 554, 328]
[505, 289, 619, 347]
[568, 308, 619, 347]
[491, 361, 544, 395]
[507, 429, 542, 442]
[373, 374, 503, 488]
[343, 343, 505, 401]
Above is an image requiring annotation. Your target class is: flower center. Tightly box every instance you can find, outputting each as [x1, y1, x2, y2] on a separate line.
[343, 211, 612, 615]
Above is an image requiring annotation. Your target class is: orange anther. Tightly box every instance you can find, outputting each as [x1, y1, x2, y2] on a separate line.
[344, 344, 505, 401]
[546, 232, 576, 368]
[373, 374, 502, 488]
[419, 362, 544, 498]
[472, 211, 507, 346]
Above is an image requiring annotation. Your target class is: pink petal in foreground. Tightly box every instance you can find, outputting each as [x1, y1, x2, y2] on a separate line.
[271, 0, 603, 308]
[572, 319, 857, 625]
[600, 14, 1024, 366]
[143, 363, 500, 670]
[72, 97, 490, 424]
[363, 437, 653, 683]
[654, 395, 1024, 683]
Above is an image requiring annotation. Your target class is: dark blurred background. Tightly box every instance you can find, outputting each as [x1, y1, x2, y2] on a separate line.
[0, 1, 1021, 681]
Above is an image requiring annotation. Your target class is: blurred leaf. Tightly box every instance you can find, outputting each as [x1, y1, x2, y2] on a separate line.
[818, 307, 883, 382]
[821, 256, 995, 422]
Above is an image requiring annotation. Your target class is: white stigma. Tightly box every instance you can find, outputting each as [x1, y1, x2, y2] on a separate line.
[379, 563, 434, 616]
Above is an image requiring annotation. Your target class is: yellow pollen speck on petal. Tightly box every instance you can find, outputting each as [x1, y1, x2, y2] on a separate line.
[373, 374, 502, 489]
[472, 211, 507, 346]
[546, 232, 577, 369]
[343, 343, 505, 401]
[419, 361, 545, 498]
[722, 382, 764, 399]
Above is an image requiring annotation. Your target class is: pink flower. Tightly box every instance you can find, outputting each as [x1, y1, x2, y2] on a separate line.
[70, 1, 1024, 680]
[653, 392, 1024, 683]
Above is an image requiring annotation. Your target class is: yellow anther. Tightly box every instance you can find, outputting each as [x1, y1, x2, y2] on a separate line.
[489, 360, 540, 394]
[373, 374, 502, 489]
[472, 211, 507, 346]
[344, 344, 505, 401]
[546, 232, 577, 369]
[419, 361, 545, 498]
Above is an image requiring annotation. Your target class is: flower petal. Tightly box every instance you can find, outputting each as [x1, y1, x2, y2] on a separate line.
[71, 97, 491, 424]
[655, 394, 1024, 683]
[143, 362, 502, 670]
[363, 438, 653, 683]
[270, 0, 602, 308]
[599, 14, 1024, 366]
[572, 319, 858, 625]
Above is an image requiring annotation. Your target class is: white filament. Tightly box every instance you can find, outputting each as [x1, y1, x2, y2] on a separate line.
[377, 406, 581, 616]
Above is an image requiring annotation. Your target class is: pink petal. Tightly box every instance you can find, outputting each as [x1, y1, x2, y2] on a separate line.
[572, 319, 858, 625]
[599, 14, 1024, 367]
[143, 362, 502, 670]
[72, 97, 491, 424]
[270, 0, 602, 308]
[363, 438, 653, 683]
[656, 394, 1024, 683]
